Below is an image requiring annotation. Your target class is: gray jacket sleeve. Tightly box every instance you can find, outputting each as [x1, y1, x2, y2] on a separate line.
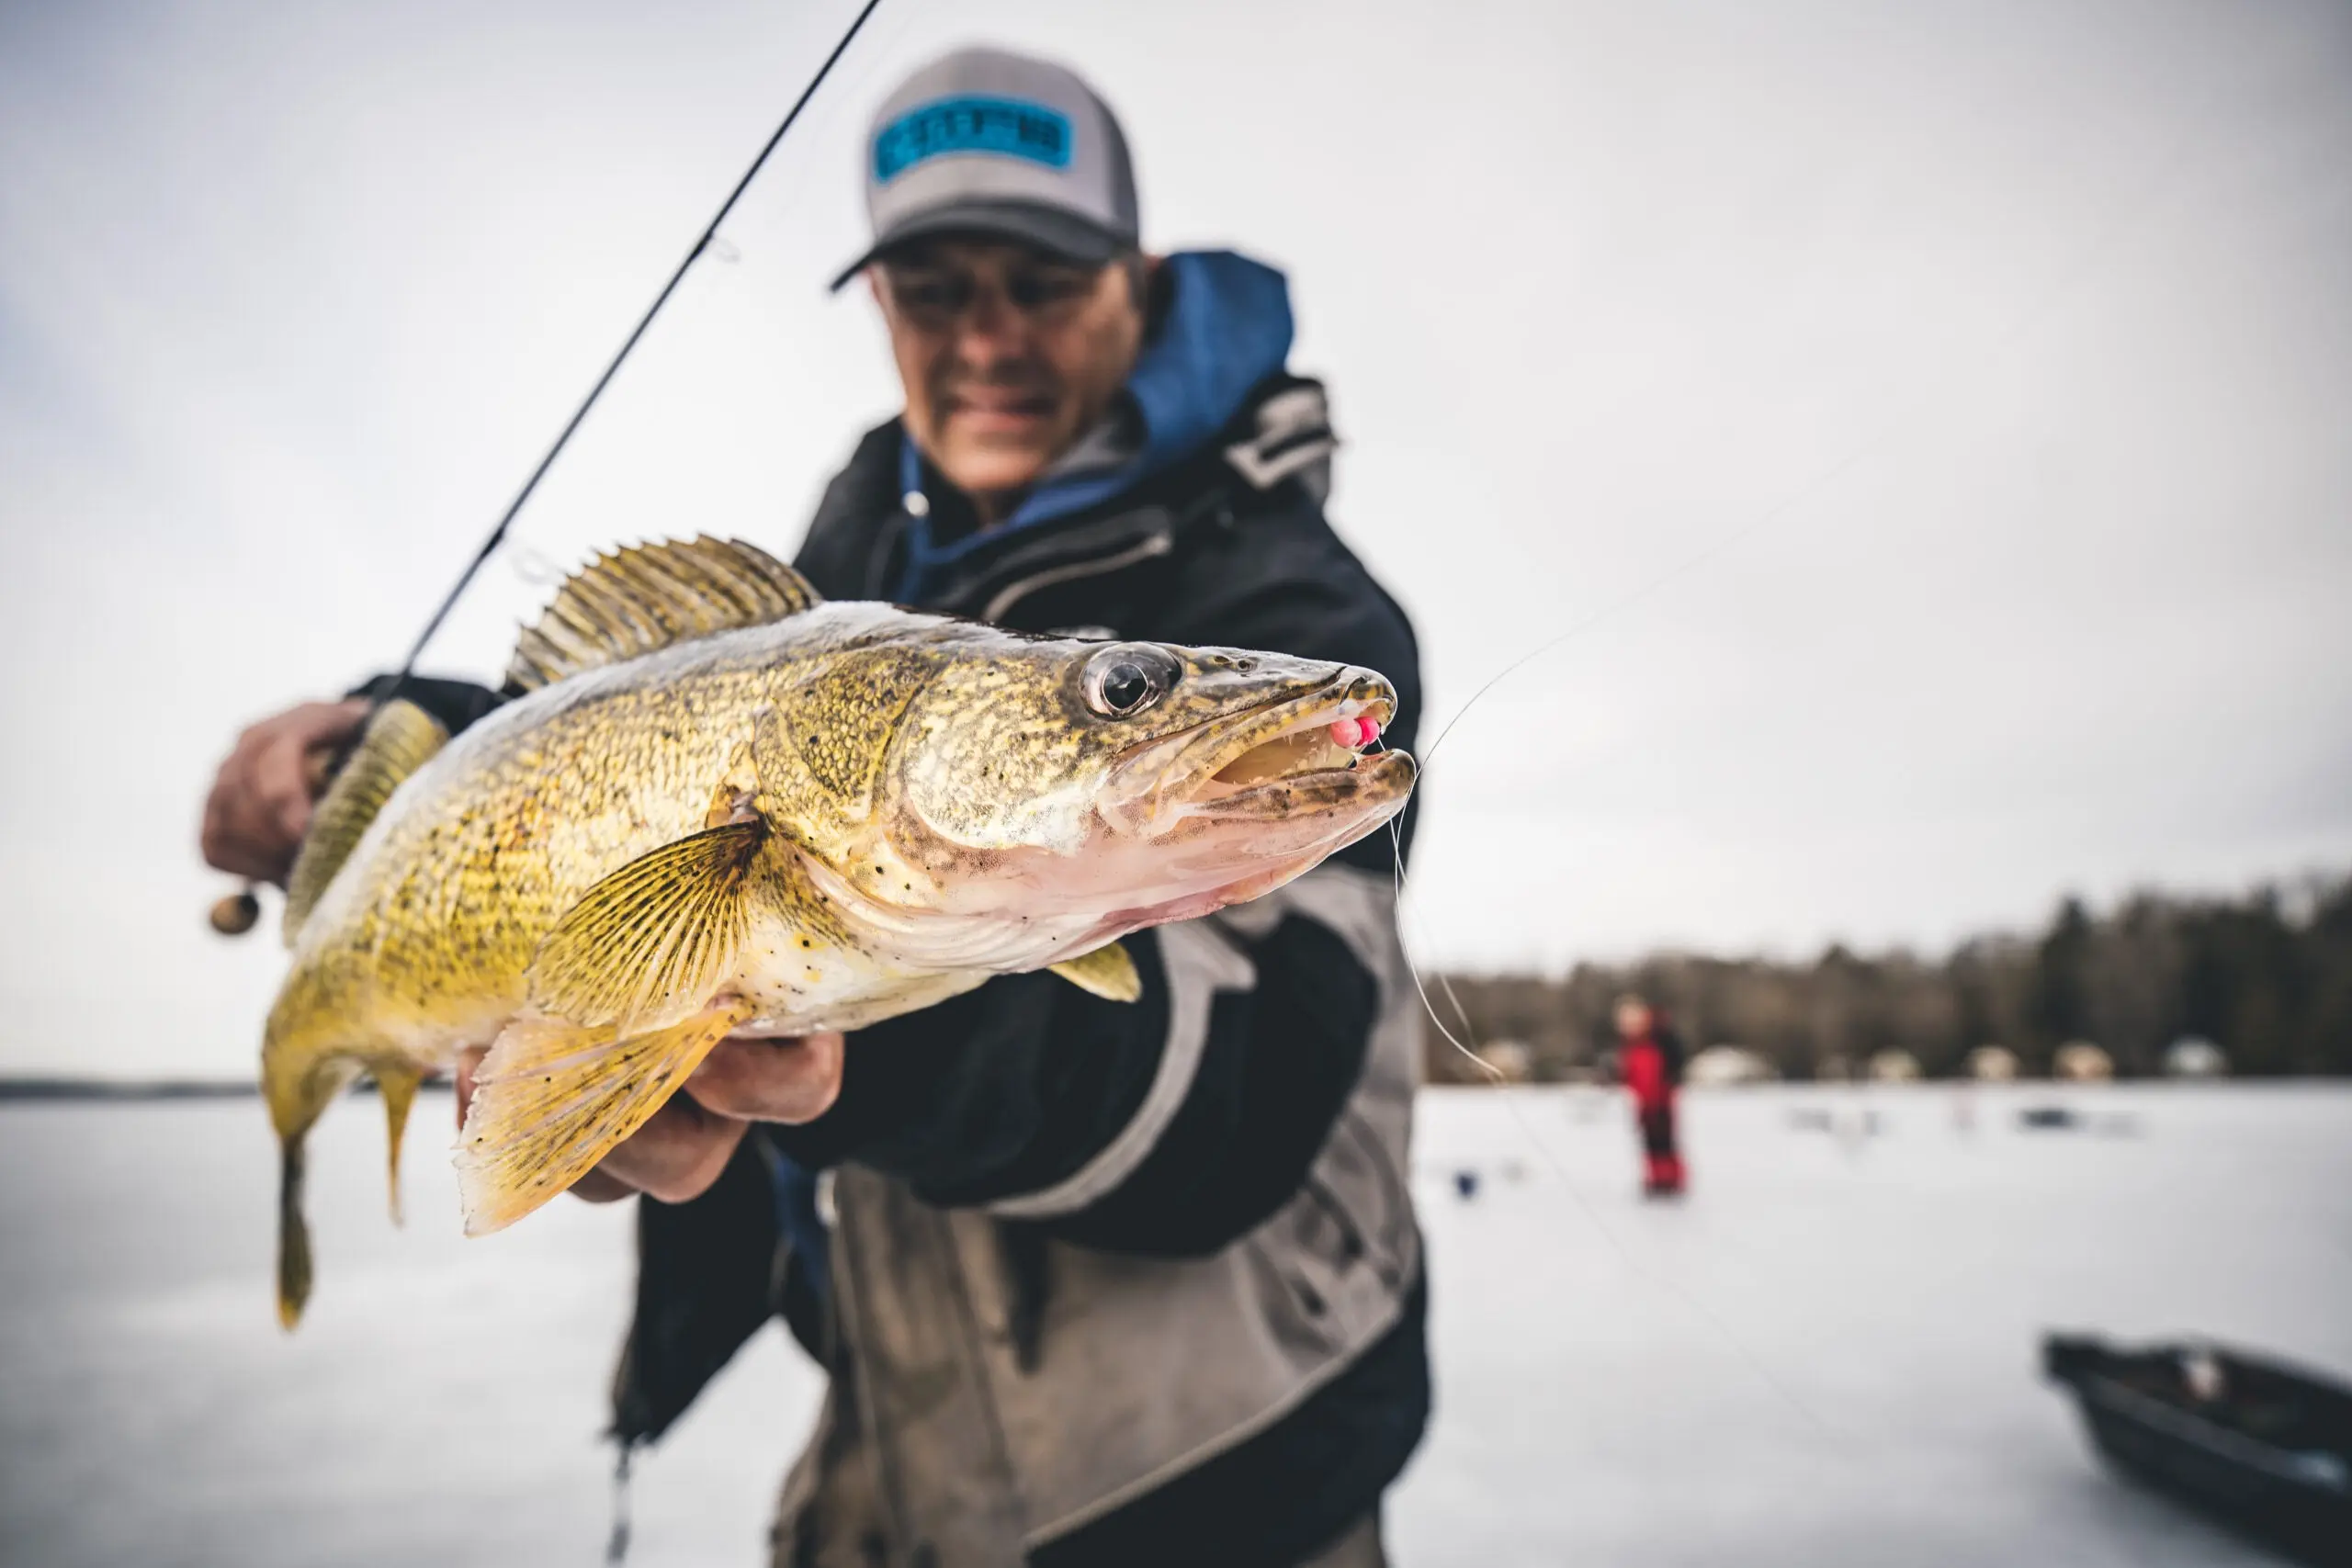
[765, 862, 1404, 1257]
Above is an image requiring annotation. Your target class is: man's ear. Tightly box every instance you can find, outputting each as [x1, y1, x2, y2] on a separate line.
[865, 269, 885, 308]
[1127, 253, 1163, 312]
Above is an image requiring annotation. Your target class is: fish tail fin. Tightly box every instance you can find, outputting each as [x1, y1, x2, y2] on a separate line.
[455, 999, 753, 1237]
[277, 1135, 311, 1330]
[377, 1067, 422, 1227]
[260, 969, 364, 1329]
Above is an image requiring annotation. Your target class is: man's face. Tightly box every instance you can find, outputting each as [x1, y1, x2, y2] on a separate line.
[1615, 1000, 1653, 1040]
[870, 238, 1148, 510]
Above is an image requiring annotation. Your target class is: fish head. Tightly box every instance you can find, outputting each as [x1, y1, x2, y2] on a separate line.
[882, 631, 1416, 936]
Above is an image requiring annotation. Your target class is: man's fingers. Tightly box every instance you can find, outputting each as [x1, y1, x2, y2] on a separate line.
[686, 1032, 846, 1123]
[198, 793, 260, 881]
[199, 699, 371, 886]
[453, 1046, 487, 1130]
[458, 1042, 739, 1205]
[261, 757, 315, 846]
[568, 1168, 637, 1204]
[266, 701, 370, 844]
[283, 699, 373, 750]
[323, 697, 373, 734]
[201, 739, 289, 881]
[590, 1096, 749, 1203]
[469, 1018, 837, 1212]
[571, 1029, 849, 1206]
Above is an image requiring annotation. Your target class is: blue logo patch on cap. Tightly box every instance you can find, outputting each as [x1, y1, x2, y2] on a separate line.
[874, 96, 1072, 183]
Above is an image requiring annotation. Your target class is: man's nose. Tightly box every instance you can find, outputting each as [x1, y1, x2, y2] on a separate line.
[952, 285, 1028, 367]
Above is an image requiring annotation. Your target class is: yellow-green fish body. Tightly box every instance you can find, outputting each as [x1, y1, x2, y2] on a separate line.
[264, 538, 1413, 1325]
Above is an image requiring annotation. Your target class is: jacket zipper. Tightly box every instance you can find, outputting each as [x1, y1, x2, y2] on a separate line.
[979, 530, 1174, 624]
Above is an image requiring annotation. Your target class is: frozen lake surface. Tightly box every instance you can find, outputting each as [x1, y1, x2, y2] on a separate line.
[3, 1083, 2347, 1566]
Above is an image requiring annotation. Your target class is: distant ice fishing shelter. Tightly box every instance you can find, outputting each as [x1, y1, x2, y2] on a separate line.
[2163, 1038, 2229, 1078]
[1966, 1045, 2021, 1081]
[2054, 1042, 2115, 1082]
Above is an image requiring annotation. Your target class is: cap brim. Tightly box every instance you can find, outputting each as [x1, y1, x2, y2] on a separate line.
[828, 201, 1130, 291]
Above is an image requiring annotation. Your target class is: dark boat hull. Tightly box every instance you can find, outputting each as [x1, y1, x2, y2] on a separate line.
[2044, 1333, 2352, 1566]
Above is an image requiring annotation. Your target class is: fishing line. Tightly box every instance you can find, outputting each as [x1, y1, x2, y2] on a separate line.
[605, 1441, 637, 1566]
[390, 0, 887, 690]
[1384, 813, 1846, 1441]
[1385, 818, 1632, 1279]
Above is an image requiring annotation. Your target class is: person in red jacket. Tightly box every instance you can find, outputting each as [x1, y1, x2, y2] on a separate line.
[1615, 994, 1688, 1196]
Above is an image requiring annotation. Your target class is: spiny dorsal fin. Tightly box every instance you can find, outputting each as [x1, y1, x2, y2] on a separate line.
[505, 536, 823, 693]
[1049, 941, 1143, 1003]
[283, 699, 447, 944]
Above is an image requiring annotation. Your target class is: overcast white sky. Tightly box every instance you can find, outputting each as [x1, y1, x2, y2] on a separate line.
[4, 0, 2349, 1077]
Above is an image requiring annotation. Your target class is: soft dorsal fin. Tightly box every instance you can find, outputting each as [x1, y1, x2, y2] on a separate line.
[505, 536, 823, 693]
[283, 699, 448, 943]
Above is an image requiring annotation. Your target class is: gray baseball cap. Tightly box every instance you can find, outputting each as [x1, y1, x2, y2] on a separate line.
[828, 46, 1139, 291]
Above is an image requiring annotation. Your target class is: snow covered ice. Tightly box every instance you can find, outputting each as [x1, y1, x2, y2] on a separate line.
[3, 1084, 2346, 1565]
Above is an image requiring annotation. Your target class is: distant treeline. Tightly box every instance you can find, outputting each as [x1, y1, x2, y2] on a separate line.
[1429, 870, 2352, 1083]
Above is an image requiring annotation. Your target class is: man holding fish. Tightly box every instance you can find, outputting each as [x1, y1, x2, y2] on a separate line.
[202, 46, 1427, 1568]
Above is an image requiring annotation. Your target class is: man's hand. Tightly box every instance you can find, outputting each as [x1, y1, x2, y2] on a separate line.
[452, 1032, 845, 1205]
[200, 699, 372, 886]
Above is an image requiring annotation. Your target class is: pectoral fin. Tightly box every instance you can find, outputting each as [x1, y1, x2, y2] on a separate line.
[1049, 941, 1142, 1003]
[455, 998, 757, 1235]
[526, 820, 765, 1030]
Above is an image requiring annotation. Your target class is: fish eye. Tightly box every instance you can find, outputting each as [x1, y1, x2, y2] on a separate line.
[1081, 644, 1180, 719]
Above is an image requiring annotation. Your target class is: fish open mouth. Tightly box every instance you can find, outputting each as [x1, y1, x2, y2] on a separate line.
[1193, 698, 1394, 802]
[1097, 668, 1417, 839]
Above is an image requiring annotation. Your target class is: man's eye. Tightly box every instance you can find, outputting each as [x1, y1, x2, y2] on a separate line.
[894, 276, 967, 313]
[1008, 273, 1090, 310]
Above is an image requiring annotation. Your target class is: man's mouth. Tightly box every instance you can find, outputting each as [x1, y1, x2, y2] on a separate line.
[945, 386, 1056, 426]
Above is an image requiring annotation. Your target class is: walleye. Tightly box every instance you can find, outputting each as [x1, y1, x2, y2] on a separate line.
[264, 536, 1414, 1325]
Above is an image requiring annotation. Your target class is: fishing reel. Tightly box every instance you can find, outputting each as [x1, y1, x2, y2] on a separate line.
[210, 887, 265, 936]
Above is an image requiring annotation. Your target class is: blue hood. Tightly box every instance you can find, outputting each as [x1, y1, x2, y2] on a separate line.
[894, 250, 1294, 600]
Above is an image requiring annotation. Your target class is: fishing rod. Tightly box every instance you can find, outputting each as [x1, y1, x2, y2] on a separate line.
[210, 0, 885, 938]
